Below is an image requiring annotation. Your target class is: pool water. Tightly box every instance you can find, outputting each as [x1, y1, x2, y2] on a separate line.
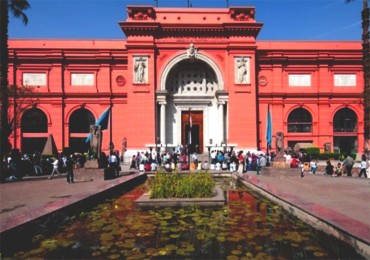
[3, 179, 364, 259]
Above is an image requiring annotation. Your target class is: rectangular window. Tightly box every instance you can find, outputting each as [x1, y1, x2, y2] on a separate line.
[71, 73, 94, 86]
[334, 74, 356, 87]
[23, 73, 47, 86]
[288, 74, 311, 87]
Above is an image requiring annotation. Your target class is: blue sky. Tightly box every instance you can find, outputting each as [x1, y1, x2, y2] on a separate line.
[9, 0, 363, 41]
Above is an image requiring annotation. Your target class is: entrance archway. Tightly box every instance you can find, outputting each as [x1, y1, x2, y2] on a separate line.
[157, 55, 227, 152]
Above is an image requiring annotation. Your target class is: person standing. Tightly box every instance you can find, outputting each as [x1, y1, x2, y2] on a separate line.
[257, 154, 266, 176]
[49, 155, 61, 179]
[358, 156, 368, 178]
[32, 151, 43, 175]
[66, 156, 74, 183]
[342, 155, 354, 177]
[309, 159, 317, 174]
[108, 152, 119, 177]
[324, 160, 334, 176]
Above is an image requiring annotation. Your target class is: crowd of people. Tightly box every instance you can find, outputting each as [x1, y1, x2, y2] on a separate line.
[3, 148, 86, 182]
[2, 146, 369, 183]
[283, 150, 368, 178]
[128, 148, 269, 174]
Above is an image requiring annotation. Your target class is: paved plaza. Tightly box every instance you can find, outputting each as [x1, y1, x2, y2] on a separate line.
[0, 164, 369, 258]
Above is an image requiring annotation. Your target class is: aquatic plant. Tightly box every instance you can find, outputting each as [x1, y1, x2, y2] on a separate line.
[149, 170, 216, 199]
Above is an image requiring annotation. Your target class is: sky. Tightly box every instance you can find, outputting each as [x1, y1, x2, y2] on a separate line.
[9, 0, 364, 41]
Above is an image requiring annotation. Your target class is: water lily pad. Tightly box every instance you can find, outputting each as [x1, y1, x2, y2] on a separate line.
[170, 234, 180, 239]
[231, 249, 242, 255]
[41, 239, 58, 251]
[313, 251, 327, 257]
[227, 255, 239, 260]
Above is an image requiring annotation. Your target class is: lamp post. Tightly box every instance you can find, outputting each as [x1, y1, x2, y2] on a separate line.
[208, 138, 213, 165]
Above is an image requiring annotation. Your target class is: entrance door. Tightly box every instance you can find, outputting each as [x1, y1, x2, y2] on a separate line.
[182, 111, 203, 153]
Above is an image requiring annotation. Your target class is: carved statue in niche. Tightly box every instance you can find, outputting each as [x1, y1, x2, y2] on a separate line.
[122, 137, 127, 160]
[235, 57, 248, 84]
[134, 57, 147, 83]
[90, 125, 102, 158]
[275, 131, 285, 159]
[324, 142, 331, 152]
[187, 43, 197, 58]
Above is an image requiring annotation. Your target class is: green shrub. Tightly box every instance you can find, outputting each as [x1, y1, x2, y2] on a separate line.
[316, 153, 356, 161]
[150, 170, 216, 199]
[305, 147, 320, 155]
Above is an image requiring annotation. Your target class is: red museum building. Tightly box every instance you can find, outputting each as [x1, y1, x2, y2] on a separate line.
[7, 6, 364, 158]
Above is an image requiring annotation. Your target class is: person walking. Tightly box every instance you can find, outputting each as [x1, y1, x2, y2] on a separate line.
[49, 155, 62, 179]
[342, 155, 354, 177]
[358, 156, 368, 178]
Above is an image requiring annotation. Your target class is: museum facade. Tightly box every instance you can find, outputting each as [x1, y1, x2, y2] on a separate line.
[7, 6, 365, 157]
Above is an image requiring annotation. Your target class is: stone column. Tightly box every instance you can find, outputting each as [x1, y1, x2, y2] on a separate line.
[218, 102, 225, 143]
[160, 102, 166, 146]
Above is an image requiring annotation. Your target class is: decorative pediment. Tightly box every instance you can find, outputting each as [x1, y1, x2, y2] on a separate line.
[127, 6, 155, 21]
[229, 7, 255, 22]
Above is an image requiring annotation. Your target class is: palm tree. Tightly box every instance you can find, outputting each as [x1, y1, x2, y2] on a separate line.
[347, 0, 370, 155]
[0, 0, 30, 174]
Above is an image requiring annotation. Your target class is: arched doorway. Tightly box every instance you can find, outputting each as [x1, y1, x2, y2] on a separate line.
[69, 108, 95, 153]
[333, 108, 358, 154]
[21, 107, 48, 154]
[158, 57, 227, 153]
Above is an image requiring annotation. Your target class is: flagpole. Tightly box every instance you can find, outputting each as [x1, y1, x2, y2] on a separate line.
[109, 103, 113, 153]
[188, 108, 191, 167]
[266, 104, 272, 166]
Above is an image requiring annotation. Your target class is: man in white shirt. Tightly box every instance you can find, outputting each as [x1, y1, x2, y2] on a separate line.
[49, 156, 61, 179]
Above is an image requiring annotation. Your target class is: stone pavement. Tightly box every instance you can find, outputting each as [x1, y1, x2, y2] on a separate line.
[0, 163, 369, 257]
[238, 166, 370, 258]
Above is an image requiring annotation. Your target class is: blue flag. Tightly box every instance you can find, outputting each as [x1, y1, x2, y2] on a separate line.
[96, 107, 111, 130]
[266, 104, 272, 149]
[86, 107, 111, 143]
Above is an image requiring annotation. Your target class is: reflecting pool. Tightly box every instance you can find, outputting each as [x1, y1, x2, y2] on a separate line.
[2, 178, 364, 259]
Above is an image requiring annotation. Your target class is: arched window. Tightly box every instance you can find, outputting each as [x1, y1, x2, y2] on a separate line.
[287, 108, 312, 133]
[69, 108, 95, 153]
[21, 108, 48, 154]
[21, 108, 48, 133]
[69, 108, 95, 133]
[333, 108, 357, 132]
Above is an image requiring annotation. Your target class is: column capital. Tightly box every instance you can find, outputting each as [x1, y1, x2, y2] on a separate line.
[156, 90, 168, 104]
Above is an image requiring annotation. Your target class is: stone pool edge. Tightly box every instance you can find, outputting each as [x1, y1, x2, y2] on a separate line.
[135, 186, 226, 207]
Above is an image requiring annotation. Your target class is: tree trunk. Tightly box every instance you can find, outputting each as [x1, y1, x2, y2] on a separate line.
[0, 0, 10, 174]
[362, 0, 370, 155]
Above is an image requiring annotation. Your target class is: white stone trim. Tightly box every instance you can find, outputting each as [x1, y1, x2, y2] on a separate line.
[160, 52, 224, 91]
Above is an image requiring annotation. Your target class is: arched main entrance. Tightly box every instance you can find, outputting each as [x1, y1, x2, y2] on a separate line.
[157, 52, 228, 153]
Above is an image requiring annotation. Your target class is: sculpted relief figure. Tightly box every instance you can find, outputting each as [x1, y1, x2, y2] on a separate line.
[235, 57, 249, 84]
[134, 57, 147, 83]
[187, 43, 197, 58]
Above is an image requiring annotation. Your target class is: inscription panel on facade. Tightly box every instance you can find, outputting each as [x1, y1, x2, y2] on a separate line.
[334, 74, 356, 87]
[234, 56, 250, 84]
[288, 74, 311, 87]
[71, 73, 94, 86]
[23, 73, 47, 86]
